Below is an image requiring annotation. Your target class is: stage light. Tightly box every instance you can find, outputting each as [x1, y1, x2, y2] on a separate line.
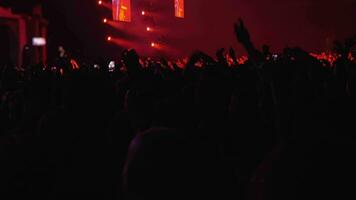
[107, 36, 112, 41]
[146, 27, 151, 32]
[141, 11, 146, 16]
[98, 0, 103, 5]
[103, 18, 108, 23]
[151, 42, 156, 47]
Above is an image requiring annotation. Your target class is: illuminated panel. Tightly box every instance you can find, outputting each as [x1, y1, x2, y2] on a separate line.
[112, 0, 131, 22]
[119, 0, 132, 22]
[112, 0, 120, 21]
[174, 0, 184, 18]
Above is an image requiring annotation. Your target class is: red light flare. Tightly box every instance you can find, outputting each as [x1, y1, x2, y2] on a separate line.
[98, 1, 112, 9]
[107, 36, 112, 41]
[146, 27, 152, 32]
[103, 18, 108, 23]
[140, 10, 162, 18]
[105, 19, 148, 38]
[151, 42, 157, 48]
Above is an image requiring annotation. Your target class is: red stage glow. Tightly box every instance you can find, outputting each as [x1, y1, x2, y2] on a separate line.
[107, 36, 112, 41]
[103, 18, 108, 23]
[98, 0, 103, 5]
[151, 42, 157, 48]
[146, 27, 151, 32]
[141, 11, 146, 16]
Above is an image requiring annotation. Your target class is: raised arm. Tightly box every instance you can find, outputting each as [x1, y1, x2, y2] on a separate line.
[234, 19, 264, 64]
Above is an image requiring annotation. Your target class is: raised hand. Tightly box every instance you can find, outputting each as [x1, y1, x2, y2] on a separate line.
[216, 48, 228, 67]
[234, 19, 264, 64]
[234, 19, 251, 46]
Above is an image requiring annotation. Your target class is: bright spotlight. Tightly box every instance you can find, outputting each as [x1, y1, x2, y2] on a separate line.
[103, 18, 108, 23]
[146, 27, 151, 32]
[141, 11, 146, 16]
[107, 36, 112, 41]
[151, 42, 156, 47]
[98, 1, 103, 5]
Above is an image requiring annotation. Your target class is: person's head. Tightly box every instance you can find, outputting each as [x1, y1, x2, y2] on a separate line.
[58, 46, 65, 52]
[123, 128, 212, 200]
[122, 49, 141, 76]
[58, 46, 67, 57]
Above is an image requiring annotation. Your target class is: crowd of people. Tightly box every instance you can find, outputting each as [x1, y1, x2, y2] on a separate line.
[1, 19, 356, 200]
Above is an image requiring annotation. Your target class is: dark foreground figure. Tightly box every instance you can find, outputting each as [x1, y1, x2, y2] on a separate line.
[0, 20, 356, 200]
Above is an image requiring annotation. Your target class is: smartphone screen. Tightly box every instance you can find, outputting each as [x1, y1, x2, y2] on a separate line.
[108, 61, 115, 72]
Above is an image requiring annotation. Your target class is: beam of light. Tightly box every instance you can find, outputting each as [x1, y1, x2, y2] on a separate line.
[109, 37, 137, 48]
[106, 20, 154, 39]
[140, 10, 165, 20]
[150, 42, 174, 53]
[106, 20, 126, 30]
[151, 42, 157, 48]
[98, 1, 112, 9]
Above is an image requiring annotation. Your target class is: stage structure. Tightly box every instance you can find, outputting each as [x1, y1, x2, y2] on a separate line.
[0, 5, 47, 67]
[112, 0, 184, 21]
[100, 0, 188, 57]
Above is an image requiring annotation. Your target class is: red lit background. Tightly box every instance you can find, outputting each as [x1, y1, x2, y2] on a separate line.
[1, 0, 355, 60]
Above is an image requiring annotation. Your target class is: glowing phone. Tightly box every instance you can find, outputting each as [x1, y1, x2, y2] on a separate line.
[108, 61, 115, 72]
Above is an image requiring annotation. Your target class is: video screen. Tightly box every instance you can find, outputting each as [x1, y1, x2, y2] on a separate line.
[32, 37, 46, 46]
